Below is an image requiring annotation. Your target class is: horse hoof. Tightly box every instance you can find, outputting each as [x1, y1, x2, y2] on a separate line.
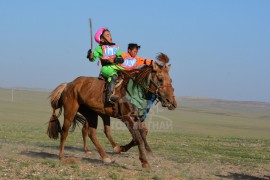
[142, 163, 151, 169]
[120, 146, 127, 152]
[84, 148, 89, 154]
[113, 145, 121, 154]
[103, 157, 112, 163]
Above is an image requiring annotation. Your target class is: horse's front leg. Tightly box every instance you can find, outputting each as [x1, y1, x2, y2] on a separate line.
[138, 121, 152, 156]
[125, 119, 150, 168]
[120, 140, 136, 152]
[120, 121, 149, 153]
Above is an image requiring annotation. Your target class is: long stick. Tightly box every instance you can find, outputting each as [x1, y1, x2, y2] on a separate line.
[89, 18, 93, 50]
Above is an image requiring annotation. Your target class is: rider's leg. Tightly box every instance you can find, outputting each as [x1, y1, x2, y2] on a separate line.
[107, 74, 119, 103]
[101, 65, 124, 104]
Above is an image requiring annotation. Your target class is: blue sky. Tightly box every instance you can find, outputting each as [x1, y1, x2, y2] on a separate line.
[0, 0, 270, 102]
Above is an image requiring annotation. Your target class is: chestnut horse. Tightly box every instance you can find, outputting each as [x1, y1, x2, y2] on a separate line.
[47, 53, 177, 168]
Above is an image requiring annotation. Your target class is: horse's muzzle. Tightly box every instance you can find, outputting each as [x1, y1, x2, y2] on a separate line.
[161, 98, 176, 110]
[168, 103, 176, 110]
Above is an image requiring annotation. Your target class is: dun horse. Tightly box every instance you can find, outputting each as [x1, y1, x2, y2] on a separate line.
[47, 53, 177, 168]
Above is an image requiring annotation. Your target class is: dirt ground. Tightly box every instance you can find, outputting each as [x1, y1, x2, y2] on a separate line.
[0, 142, 269, 180]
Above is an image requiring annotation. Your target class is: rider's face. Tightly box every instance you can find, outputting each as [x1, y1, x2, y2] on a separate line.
[101, 30, 112, 43]
[128, 48, 138, 58]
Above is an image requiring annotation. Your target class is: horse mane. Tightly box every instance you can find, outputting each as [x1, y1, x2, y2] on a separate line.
[121, 66, 153, 87]
[156, 53, 169, 64]
[134, 66, 153, 84]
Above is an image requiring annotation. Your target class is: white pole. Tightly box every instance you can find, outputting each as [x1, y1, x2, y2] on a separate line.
[11, 88, 14, 102]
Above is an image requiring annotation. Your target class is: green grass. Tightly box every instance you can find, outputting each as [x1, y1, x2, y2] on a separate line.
[0, 88, 270, 179]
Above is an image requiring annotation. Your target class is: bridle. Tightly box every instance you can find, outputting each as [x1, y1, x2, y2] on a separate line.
[150, 78, 172, 89]
[149, 72, 174, 107]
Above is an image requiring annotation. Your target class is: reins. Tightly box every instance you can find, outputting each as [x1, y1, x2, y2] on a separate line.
[114, 65, 155, 93]
[113, 64, 165, 102]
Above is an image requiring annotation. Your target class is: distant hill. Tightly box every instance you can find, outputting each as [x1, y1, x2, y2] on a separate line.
[176, 96, 270, 112]
[1, 87, 269, 112]
[0, 87, 51, 92]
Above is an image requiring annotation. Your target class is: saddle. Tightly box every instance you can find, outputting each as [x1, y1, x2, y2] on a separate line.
[98, 74, 124, 106]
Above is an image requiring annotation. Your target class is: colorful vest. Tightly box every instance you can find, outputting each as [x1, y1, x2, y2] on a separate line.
[101, 45, 119, 60]
[121, 56, 137, 70]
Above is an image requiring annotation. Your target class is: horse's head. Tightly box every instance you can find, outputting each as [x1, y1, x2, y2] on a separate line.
[151, 53, 177, 110]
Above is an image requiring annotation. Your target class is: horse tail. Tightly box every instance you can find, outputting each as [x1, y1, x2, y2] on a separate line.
[47, 83, 67, 139]
[50, 83, 67, 115]
[70, 113, 87, 132]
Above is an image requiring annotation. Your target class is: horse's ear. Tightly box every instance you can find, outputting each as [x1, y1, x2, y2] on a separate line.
[152, 61, 160, 71]
[167, 64, 171, 72]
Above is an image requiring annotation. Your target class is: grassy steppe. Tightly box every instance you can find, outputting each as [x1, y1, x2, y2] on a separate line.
[0, 88, 270, 179]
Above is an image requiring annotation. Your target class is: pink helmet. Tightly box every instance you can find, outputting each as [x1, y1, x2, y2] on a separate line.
[94, 27, 108, 43]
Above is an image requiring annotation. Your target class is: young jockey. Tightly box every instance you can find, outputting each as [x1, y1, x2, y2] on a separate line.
[121, 43, 154, 70]
[121, 43, 156, 121]
[87, 27, 124, 104]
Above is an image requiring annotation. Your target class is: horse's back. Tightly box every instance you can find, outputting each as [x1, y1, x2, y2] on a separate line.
[72, 76, 102, 84]
[69, 76, 104, 89]
[68, 76, 106, 106]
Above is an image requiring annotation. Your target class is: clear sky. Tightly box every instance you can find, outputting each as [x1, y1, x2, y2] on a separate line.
[0, 0, 270, 102]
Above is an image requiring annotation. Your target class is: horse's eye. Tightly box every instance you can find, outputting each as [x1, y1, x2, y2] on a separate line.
[158, 77, 164, 84]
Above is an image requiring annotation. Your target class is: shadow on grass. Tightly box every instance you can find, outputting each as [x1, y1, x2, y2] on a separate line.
[38, 145, 130, 157]
[39, 145, 130, 157]
[21, 150, 103, 163]
[20, 150, 137, 169]
[38, 144, 84, 152]
[106, 151, 130, 157]
[21, 151, 58, 159]
[216, 173, 269, 180]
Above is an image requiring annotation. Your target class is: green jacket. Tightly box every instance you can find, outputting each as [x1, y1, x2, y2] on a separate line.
[90, 45, 122, 66]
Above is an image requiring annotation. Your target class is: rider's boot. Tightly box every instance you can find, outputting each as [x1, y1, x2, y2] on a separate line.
[106, 74, 119, 104]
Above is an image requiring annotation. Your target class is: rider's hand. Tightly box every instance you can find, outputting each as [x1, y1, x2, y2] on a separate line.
[87, 49, 93, 59]
[114, 57, 124, 64]
[107, 58, 114, 63]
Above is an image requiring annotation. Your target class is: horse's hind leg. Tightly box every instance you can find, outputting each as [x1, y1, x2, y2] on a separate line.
[59, 103, 79, 159]
[82, 121, 89, 153]
[81, 110, 111, 163]
[101, 115, 121, 153]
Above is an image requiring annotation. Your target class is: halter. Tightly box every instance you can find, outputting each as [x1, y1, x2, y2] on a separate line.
[150, 79, 172, 89]
[133, 66, 173, 106]
[149, 76, 173, 105]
